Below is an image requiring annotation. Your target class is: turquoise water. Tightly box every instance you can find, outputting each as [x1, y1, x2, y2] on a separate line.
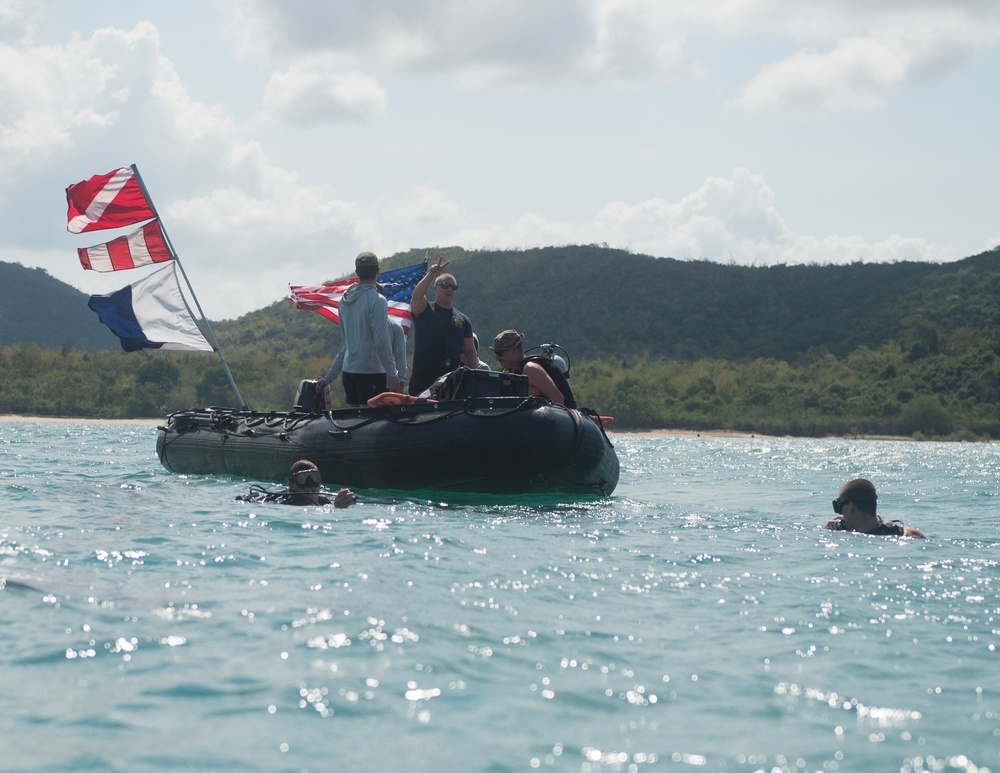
[1, 420, 998, 773]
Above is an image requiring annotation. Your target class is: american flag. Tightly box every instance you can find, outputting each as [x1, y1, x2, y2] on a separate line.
[289, 261, 427, 334]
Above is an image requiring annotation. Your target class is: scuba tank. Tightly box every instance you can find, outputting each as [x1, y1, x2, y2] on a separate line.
[522, 343, 575, 409]
[523, 343, 571, 380]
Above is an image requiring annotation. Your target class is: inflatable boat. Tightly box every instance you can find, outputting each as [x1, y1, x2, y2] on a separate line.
[155, 370, 619, 496]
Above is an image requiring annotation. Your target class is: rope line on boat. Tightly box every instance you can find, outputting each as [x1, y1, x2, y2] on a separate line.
[462, 397, 537, 419]
[327, 415, 382, 433]
[367, 397, 537, 428]
[578, 406, 615, 448]
[376, 403, 468, 426]
[241, 411, 314, 431]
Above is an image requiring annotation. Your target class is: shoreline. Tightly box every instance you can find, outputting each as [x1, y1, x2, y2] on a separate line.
[0, 414, 912, 440]
[0, 415, 161, 425]
[615, 428, 911, 440]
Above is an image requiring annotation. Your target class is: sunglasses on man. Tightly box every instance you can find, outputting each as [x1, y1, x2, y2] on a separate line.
[437, 282, 458, 291]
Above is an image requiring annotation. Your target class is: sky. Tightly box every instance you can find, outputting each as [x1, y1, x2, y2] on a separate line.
[2, 0, 999, 321]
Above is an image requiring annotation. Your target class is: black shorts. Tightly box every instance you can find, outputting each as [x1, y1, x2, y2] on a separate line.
[343, 372, 386, 406]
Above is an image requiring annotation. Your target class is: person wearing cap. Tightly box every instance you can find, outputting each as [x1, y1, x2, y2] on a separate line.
[824, 478, 925, 537]
[408, 257, 479, 396]
[317, 251, 401, 407]
[237, 459, 357, 507]
[491, 329, 577, 408]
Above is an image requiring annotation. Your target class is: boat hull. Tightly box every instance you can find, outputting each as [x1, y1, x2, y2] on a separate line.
[156, 397, 619, 496]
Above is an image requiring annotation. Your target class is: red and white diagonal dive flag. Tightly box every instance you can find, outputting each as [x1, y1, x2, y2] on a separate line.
[78, 219, 172, 272]
[66, 166, 155, 234]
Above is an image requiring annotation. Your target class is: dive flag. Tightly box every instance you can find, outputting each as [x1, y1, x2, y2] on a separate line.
[78, 219, 172, 272]
[289, 262, 427, 335]
[66, 166, 155, 234]
[88, 263, 214, 352]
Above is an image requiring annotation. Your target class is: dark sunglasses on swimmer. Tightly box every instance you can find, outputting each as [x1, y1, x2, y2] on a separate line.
[437, 282, 458, 290]
[292, 469, 321, 489]
[832, 497, 849, 514]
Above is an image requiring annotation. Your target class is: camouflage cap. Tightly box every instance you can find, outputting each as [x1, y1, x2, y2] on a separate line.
[491, 329, 525, 352]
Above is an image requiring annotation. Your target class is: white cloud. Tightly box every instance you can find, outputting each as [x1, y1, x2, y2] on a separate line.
[739, 33, 964, 111]
[219, 0, 693, 84]
[218, 0, 1000, 98]
[0, 4, 992, 322]
[0, 20, 240, 164]
[444, 167, 949, 267]
[0, 18, 386, 317]
[0, 27, 121, 156]
[738, 7, 1000, 111]
[385, 186, 461, 229]
[262, 60, 386, 123]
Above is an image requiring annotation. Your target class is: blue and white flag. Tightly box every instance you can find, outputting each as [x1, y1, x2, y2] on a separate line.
[88, 262, 214, 352]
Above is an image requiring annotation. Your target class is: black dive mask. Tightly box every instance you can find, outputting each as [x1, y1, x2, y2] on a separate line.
[832, 490, 876, 514]
[292, 469, 321, 490]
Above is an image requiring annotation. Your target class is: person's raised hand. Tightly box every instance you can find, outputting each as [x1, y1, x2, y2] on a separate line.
[428, 257, 450, 277]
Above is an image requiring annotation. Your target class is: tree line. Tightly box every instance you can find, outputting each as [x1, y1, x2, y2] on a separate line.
[2, 323, 997, 439]
[3, 244, 999, 438]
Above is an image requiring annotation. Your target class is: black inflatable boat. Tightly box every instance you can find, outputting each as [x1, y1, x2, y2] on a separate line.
[155, 371, 619, 496]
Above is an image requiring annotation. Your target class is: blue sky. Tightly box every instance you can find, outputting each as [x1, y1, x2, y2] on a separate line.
[2, 0, 999, 319]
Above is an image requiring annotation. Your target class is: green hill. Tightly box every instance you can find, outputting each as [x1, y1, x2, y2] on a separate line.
[6, 245, 1000, 363]
[0, 262, 118, 350]
[213, 244, 1000, 364]
[3, 246, 1000, 436]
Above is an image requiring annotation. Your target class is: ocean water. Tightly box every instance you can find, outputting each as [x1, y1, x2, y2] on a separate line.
[1, 420, 998, 773]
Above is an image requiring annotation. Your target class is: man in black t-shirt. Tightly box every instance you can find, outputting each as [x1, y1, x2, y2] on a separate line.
[408, 257, 479, 395]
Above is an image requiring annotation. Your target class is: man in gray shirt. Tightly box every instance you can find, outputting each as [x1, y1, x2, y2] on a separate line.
[317, 251, 400, 406]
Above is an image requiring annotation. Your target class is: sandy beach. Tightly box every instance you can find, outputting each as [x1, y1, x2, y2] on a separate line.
[622, 427, 769, 438]
[627, 428, 917, 441]
[0, 415, 912, 441]
[0, 415, 161, 425]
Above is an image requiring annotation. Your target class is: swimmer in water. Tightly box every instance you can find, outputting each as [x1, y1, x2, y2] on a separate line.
[237, 459, 357, 508]
[824, 478, 924, 537]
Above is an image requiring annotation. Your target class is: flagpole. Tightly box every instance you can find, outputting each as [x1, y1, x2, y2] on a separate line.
[130, 164, 250, 411]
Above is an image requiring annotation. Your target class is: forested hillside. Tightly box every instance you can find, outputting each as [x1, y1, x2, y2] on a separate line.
[212, 244, 1000, 363]
[2, 246, 999, 438]
[0, 262, 115, 350]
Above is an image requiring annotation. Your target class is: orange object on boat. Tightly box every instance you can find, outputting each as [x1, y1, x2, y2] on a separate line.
[367, 391, 425, 407]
